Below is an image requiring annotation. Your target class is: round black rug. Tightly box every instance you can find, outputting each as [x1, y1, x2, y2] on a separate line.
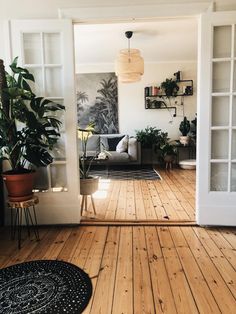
[0, 260, 92, 314]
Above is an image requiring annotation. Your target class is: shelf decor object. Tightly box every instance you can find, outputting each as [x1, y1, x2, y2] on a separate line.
[115, 31, 144, 83]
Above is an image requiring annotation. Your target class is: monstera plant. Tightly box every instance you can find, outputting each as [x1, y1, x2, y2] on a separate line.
[0, 57, 65, 201]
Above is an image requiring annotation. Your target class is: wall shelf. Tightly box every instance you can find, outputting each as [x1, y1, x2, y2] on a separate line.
[144, 77, 193, 114]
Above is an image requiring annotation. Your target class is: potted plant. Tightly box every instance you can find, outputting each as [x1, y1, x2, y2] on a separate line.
[160, 142, 177, 169]
[179, 116, 190, 145]
[78, 123, 99, 196]
[135, 126, 168, 164]
[0, 57, 65, 201]
[160, 78, 179, 97]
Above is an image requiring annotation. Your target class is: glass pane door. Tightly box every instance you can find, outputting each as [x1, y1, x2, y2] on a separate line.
[10, 19, 79, 224]
[211, 24, 236, 192]
[22, 32, 67, 193]
[197, 11, 236, 226]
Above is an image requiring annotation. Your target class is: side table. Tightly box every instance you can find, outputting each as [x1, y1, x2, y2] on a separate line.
[175, 143, 196, 164]
[7, 196, 40, 249]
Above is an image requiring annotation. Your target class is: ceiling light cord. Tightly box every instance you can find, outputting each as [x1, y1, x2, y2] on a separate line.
[128, 38, 131, 62]
[125, 31, 133, 63]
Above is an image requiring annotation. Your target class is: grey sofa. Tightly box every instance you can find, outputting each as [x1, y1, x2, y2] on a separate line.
[78, 134, 141, 165]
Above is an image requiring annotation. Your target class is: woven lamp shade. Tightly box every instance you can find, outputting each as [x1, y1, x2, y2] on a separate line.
[115, 48, 144, 83]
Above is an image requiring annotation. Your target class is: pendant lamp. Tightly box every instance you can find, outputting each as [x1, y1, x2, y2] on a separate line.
[115, 31, 144, 83]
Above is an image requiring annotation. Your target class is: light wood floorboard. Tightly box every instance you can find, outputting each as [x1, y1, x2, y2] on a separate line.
[0, 225, 235, 313]
[81, 168, 196, 223]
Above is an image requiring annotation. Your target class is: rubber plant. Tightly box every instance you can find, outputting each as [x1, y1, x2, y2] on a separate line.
[0, 57, 65, 200]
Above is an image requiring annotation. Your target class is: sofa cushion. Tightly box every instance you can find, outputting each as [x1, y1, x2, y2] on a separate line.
[100, 134, 124, 151]
[108, 152, 130, 162]
[116, 135, 129, 153]
[107, 136, 125, 151]
[128, 137, 138, 161]
[78, 135, 100, 153]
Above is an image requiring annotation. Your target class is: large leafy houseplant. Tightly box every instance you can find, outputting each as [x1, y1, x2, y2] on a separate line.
[0, 58, 64, 199]
[135, 126, 168, 149]
[0, 57, 64, 171]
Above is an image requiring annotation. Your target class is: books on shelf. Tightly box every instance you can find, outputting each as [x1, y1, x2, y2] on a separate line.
[145, 86, 161, 97]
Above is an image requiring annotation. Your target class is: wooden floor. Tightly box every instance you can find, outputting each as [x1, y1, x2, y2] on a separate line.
[0, 225, 235, 313]
[81, 168, 196, 223]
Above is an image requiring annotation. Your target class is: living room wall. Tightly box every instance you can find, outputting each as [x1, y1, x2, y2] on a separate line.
[76, 61, 197, 140]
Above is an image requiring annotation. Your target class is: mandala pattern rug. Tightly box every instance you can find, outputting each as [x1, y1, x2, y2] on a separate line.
[0, 260, 92, 314]
[90, 165, 161, 180]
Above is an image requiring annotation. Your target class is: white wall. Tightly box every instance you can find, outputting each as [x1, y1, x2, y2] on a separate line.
[77, 61, 197, 139]
[118, 62, 197, 138]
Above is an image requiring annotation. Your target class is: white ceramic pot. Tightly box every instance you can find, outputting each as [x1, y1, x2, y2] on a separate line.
[80, 176, 99, 195]
[179, 136, 190, 146]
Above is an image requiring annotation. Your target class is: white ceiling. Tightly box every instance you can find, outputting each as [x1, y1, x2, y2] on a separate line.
[74, 18, 198, 67]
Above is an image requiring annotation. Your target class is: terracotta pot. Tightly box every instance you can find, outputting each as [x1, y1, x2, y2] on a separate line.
[2, 171, 35, 201]
[80, 176, 99, 195]
[179, 136, 190, 146]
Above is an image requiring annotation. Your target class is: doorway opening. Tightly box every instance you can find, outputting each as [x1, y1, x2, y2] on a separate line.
[74, 18, 198, 225]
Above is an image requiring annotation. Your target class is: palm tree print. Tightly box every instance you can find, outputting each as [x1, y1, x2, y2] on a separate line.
[77, 73, 118, 134]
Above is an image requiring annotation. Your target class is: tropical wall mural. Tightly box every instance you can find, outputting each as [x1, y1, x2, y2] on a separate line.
[76, 73, 118, 134]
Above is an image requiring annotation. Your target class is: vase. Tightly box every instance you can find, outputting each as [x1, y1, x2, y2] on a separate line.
[179, 136, 190, 146]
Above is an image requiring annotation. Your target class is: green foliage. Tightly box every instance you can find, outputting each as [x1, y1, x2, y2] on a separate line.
[160, 78, 179, 97]
[160, 142, 177, 158]
[92, 77, 118, 134]
[0, 57, 65, 172]
[135, 126, 168, 148]
[179, 116, 190, 136]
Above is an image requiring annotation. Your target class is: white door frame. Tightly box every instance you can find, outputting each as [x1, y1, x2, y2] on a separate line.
[61, 3, 214, 224]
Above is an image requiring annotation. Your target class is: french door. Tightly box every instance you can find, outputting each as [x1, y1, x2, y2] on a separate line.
[9, 20, 80, 224]
[197, 11, 236, 225]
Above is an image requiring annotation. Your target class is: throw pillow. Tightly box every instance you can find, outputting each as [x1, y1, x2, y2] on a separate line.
[107, 136, 124, 151]
[116, 135, 129, 153]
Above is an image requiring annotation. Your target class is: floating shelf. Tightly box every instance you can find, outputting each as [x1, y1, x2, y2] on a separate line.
[144, 78, 193, 114]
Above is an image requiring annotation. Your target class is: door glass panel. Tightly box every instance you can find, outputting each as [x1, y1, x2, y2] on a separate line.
[211, 163, 228, 191]
[51, 133, 66, 160]
[50, 164, 68, 192]
[45, 99, 65, 131]
[233, 61, 236, 92]
[213, 26, 231, 58]
[45, 67, 62, 97]
[44, 33, 61, 64]
[211, 130, 229, 159]
[212, 96, 229, 126]
[212, 62, 231, 93]
[235, 25, 236, 57]
[233, 97, 236, 126]
[26, 67, 43, 95]
[231, 163, 236, 191]
[232, 130, 236, 159]
[23, 33, 41, 64]
[33, 167, 49, 191]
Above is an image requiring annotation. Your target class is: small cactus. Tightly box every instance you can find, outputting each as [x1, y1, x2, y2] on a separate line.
[179, 117, 190, 136]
